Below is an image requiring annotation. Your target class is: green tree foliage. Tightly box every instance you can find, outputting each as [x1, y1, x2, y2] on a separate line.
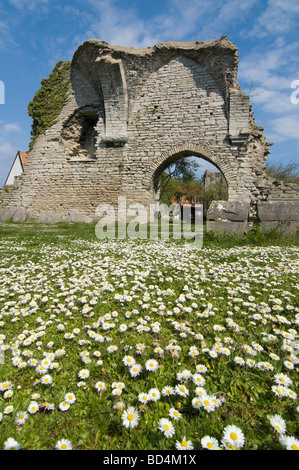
[159, 158, 228, 210]
[158, 158, 201, 204]
[27, 61, 71, 150]
[265, 160, 299, 183]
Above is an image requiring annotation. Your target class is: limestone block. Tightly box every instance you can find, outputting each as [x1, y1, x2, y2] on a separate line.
[12, 207, 27, 223]
[67, 210, 92, 224]
[207, 220, 253, 234]
[258, 201, 299, 222]
[0, 206, 19, 222]
[38, 211, 63, 224]
[260, 220, 299, 235]
[207, 201, 250, 222]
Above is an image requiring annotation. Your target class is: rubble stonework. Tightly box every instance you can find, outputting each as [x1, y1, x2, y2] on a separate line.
[0, 37, 298, 232]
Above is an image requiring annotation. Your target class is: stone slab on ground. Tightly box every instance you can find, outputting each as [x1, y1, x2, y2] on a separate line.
[207, 220, 253, 234]
[207, 200, 250, 222]
[260, 220, 299, 235]
[67, 210, 92, 224]
[37, 211, 63, 224]
[258, 201, 299, 222]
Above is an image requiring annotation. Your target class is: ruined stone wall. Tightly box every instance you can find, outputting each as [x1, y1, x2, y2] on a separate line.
[0, 37, 298, 232]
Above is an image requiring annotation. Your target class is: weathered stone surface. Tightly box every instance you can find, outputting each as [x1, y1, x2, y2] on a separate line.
[207, 201, 250, 222]
[207, 220, 253, 234]
[0, 205, 28, 223]
[67, 210, 92, 223]
[258, 201, 299, 222]
[12, 207, 27, 223]
[0, 206, 19, 222]
[260, 220, 299, 236]
[37, 212, 63, 224]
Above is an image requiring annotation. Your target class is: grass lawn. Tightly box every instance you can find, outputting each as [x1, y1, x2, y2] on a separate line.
[0, 222, 298, 450]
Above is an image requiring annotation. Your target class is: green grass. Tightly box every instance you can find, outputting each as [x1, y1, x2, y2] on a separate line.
[0, 223, 298, 450]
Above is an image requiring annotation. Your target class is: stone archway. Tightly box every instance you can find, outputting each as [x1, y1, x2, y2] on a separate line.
[151, 142, 229, 200]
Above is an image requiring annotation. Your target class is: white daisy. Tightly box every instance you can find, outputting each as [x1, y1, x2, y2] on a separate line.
[157, 418, 175, 438]
[64, 392, 76, 404]
[59, 401, 70, 412]
[175, 384, 189, 397]
[269, 414, 287, 434]
[175, 437, 193, 450]
[169, 407, 182, 421]
[122, 355, 136, 367]
[279, 435, 299, 450]
[15, 411, 29, 426]
[222, 425, 245, 449]
[162, 386, 175, 397]
[78, 369, 90, 380]
[28, 401, 39, 414]
[201, 435, 221, 450]
[145, 359, 159, 371]
[95, 381, 106, 392]
[129, 363, 143, 377]
[148, 388, 161, 402]
[55, 439, 72, 450]
[121, 407, 139, 429]
[40, 374, 53, 385]
[3, 437, 21, 450]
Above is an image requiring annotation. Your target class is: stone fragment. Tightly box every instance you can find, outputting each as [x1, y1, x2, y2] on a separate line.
[12, 207, 27, 223]
[258, 201, 299, 222]
[207, 201, 250, 222]
[67, 210, 92, 223]
[37, 212, 63, 224]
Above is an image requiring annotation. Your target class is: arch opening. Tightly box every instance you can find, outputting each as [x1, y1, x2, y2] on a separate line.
[153, 151, 228, 220]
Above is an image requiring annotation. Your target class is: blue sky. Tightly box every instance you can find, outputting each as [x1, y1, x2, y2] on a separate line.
[0, 0, 299, 185]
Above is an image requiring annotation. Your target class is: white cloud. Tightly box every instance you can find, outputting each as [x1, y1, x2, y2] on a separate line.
[248, 0, 299, 38]
[238, 40, 299, 127]
[269, 115, 299, 141]
[0, 20, 16, 50]
[8, 0, 49, 12]
[3, 123, 21, 133]
[0, 142, 15, 160]
[82, 0, 259, 48]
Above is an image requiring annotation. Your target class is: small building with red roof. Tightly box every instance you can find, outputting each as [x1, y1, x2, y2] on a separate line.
[4, 151, 28, 186]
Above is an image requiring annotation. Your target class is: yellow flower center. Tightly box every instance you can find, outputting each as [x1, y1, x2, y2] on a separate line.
[207, 442, 213, 449]
[275, 425, 280, 430]
[164, 425, 169, 431]
[127, 414, 134, 421]
[204, 400, 210, 406]
[181, 441, 188, 447]
[19, 414, 24, 419]
[61, 444, 67, 449]
[291, 444, 299, 450]
[230, 433, 238, 441]
[174, 411, 178, 416]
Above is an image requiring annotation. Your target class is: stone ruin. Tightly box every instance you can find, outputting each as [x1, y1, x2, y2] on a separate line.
[0, 36, 298, 233]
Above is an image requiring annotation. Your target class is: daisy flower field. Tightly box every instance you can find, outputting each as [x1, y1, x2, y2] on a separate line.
[0, 224, 298, 450]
